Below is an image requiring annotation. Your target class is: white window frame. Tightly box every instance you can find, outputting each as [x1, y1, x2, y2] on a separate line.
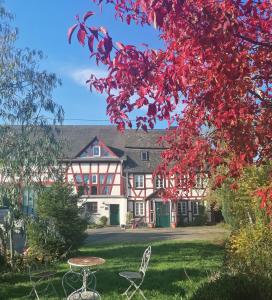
[195, 175, 203, 189]
[192, 202, 199, 215]
[135, 202, 144, 216]
[155, 176, 164, 189]
[93, 145, 101, 157]
[134, 174, 144, 189]
[91, 174, 97, 184]
[88, 202, 98, 213]
[141, 151, 149, 161]
[182, 202, 187, 215]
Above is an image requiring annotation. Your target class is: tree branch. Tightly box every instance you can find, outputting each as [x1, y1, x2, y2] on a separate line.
[238, 34, 272, 49]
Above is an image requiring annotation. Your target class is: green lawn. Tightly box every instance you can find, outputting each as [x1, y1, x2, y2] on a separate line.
[0, 239, 225, 299]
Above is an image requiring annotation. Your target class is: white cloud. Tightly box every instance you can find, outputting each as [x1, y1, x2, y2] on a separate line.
[68, 68, 108, 88]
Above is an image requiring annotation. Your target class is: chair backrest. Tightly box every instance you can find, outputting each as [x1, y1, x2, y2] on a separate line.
[139, 246, 151, 276]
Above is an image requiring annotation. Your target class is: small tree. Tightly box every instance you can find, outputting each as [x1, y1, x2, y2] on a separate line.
[27, 181, 87, 259]
[0, 4, 64, 268]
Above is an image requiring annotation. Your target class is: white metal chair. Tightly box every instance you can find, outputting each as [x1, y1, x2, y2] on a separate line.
[119, 246, 151, 300]
[27, 261, 58, 300]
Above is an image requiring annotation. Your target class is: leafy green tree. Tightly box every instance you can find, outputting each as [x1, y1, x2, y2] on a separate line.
[0, 4, 64, 268]
[27, 181, 87, 259]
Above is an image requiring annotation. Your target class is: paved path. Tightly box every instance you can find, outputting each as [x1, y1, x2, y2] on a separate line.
[84, 225, 229, 245]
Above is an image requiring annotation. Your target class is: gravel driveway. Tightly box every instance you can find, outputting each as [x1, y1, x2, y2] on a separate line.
[84, 225, 229, 245]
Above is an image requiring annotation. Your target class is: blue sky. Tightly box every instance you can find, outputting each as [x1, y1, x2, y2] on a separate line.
[5, 0, 166, 128]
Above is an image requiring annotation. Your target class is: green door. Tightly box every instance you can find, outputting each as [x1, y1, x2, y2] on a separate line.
[155, 202, 170, 227]
[110, 204, 120, 225]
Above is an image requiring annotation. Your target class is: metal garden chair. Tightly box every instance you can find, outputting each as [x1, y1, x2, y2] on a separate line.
[27, 260, 58, 300]
[119, 246, 151, 300]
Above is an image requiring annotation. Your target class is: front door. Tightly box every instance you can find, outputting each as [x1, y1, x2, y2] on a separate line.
[110, 204, 120, 225]
[155, 202, 170, 227]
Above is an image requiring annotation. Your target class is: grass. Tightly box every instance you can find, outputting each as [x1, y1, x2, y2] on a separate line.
[0, 239, 225, 300]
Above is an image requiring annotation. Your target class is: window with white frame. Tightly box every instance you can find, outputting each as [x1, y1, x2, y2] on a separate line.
[141, 151, 149, 161]
[195, 174, 204, 189]
[155, 176, 164, 189]
[178, 201, 187, 215]
[134, 175, 144, 188]
[93, 145, 100, 157]
[91, 174, 97, 184]
[87, 202, 97, 213]
[135, 202, 144, 216]
[192, 202, 199, 215]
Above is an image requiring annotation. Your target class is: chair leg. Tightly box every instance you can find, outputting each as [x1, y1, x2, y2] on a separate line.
[124, 280, 147, 300]
[138, 288, 147, 300]
[33, 286, 40, 300]
[121, 281, 134, 297]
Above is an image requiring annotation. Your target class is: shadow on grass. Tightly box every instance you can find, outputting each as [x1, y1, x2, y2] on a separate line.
[0, 240, 224, 299]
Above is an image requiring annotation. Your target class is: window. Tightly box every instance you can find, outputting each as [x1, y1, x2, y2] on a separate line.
[99, 174, 105, 184]
[195, 175, 204, 189]
[178, 201, 187, 215]
[106, 174, 113, 184]
[83, 174, 89, 184]
[135, 202, 144, 216]
[91, 186, 97, 195]
[91, 174, 97, 184]
[75, 174, 82, 184]
[192, 202, 199, 215]
[93, 145, 100, 157]
[101, 186, 110, 195]
[141, 151, 149, 161]
[134, 175, 144, 189]
[155, 176, 164, 189]
[87, 202, 97, 213]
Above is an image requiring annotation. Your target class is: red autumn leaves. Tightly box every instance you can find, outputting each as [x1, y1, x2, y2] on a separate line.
[68, 0, 272, 213]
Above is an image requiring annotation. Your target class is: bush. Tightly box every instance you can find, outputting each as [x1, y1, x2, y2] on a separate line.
[99, 216, 108, 226]
[191, 272, 272, 300]
[210, 163, 271, 230]
[26, 181, 87, 260]
[226, 222, 272, 277]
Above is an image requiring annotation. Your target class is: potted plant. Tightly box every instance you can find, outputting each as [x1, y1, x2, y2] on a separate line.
[171, 222, 177, 229]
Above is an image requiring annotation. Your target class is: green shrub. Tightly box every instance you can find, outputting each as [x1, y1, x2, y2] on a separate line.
[191, 273, 272, 300]
[99, 216, 108, 226]
[226, 222, 272, 277]
[210, 163, 271, 230]
[26, 181, 87, 260]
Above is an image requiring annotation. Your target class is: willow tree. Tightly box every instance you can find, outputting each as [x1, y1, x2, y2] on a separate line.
[0, 4, 64, 267]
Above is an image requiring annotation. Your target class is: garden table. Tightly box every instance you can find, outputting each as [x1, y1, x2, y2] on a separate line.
[63, 256, 105, 300]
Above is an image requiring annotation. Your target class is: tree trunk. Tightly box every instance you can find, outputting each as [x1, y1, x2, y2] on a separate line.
[9, 227, 14, 268]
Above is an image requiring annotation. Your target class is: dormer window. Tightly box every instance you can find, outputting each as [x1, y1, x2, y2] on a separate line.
[93, 146, 100, 157]
[141, 151, 149, 161]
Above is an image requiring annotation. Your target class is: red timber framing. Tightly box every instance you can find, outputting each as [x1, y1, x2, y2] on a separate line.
[128, 173, 207, 202]
[66, 161, 122, 196]
[75, 136, 118, 158]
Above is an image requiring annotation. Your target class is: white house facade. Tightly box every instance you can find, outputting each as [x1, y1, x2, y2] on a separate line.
[22, 125, 212, 227]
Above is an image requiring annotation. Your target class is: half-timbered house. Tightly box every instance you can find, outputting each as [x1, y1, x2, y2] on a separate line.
[51, 125, 210, 227]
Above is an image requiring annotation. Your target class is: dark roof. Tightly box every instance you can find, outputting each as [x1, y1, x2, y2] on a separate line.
[57, 125, 167, 173]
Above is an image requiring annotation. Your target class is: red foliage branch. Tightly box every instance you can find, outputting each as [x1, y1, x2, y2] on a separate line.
[68, 0, 272, 212]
